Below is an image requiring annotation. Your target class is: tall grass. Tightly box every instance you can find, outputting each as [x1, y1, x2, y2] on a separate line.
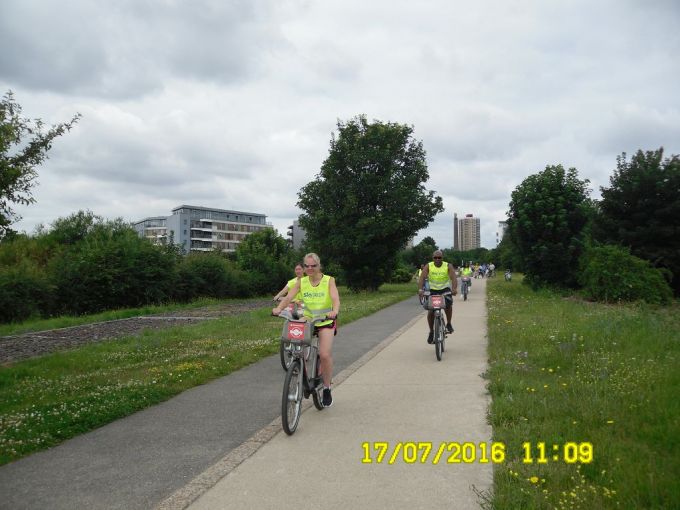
[486, 276, 679, 509]
[0, 284, 414, 466]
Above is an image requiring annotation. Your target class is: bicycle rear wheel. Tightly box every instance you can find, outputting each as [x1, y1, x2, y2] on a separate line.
[282, 359, 303, 435]
[434, 314, 443, 361]
[463, 282, 468, 301]
[279, 341, 293, 371]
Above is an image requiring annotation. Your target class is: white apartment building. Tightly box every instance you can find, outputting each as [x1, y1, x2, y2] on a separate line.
[134, 205, 270, 254]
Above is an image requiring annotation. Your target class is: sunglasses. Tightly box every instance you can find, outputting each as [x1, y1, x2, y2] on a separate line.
[304, 264, 318, 268]
[433, 256, 442, 260]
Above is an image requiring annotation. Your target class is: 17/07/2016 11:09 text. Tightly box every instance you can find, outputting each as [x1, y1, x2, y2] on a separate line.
[361, 442, 594, 465]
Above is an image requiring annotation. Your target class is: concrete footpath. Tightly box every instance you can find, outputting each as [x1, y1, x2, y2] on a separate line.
[172, 278, 491, 510]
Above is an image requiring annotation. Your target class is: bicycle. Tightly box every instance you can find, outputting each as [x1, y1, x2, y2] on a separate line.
[274, 299, 304, 371]
[275, 308, 329, 435]
[461, 277, 471, 301]
[422, 291, 452, 361]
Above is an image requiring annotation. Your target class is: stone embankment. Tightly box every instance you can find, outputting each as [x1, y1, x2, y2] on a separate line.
[0, 300, 271, 364]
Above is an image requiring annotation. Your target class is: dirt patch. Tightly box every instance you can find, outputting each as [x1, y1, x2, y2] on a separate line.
[0, 300, 272, 365]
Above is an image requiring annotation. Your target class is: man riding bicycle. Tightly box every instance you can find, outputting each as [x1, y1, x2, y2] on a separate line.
[273, 253, 340, 407]
[418, 250, 457, 344]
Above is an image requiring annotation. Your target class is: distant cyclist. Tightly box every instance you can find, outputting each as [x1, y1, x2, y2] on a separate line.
[273, 253, 340, 407]
[273, 263, 304, 303]
[418, 250, 457, 344]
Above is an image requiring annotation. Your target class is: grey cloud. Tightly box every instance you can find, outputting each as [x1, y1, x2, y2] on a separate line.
[0, 0, 283, 98]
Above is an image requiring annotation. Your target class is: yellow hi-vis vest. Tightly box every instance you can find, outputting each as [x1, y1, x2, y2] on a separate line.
[300, 274, 333, 326]
[287, 277, 303, 302]
[428, 261, 450, 290]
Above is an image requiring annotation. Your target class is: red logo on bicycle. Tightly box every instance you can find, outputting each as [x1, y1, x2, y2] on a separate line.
[287, 323, 305, 340]
[431, 296, 443, 308]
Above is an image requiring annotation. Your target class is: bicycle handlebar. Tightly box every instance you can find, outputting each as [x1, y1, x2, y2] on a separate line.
[273, 308, 336, 325]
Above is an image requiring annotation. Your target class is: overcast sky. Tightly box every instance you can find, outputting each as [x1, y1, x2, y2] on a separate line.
[2, 0, 679, 248]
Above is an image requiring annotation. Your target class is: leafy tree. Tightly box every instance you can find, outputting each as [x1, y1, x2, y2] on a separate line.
[298, 115, 443, 291]
[489, 235, 523, 271]
[444, 247, 490, 267]
[0, 91, 80, 237]
[235, 228, 292, 293]
[593, 148, 680, 295]
[508, 165, 591, 288]
[47, 210, 102, 245]
[401, 236, 438, 269]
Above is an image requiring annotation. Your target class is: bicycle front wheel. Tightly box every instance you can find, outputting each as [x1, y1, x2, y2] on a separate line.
[282, 359, 303, 435]
[441, 318, 446, 353]
[434, 314, 443, 361]
[279, 341, 293, 371]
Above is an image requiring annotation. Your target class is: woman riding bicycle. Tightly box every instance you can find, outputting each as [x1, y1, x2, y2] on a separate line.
[273, 263, 305, 316]
[272, 253, 340, 407]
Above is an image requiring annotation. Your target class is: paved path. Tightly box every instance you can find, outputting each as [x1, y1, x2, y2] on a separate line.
[0, 293, 431, 509]
[179, 278, 491, 509]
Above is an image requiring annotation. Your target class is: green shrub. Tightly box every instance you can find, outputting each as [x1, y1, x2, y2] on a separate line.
[0, 261, 53, 322]
[49, 223, 179, 315]
[578, 245, 672, 304]
[173, 252, 252, 301]
[389, 264, 414, 283]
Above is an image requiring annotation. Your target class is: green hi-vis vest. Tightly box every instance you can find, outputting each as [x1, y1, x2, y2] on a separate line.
[287, 277, 303, 302]
[428, 261, 450, 290]
[461, 267, 472, 277]
[300, 274, 334, 326]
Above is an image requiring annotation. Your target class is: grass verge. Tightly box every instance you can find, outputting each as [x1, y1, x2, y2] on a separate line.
[0, 297, 253, 337]
[486, 276, 679, 509]
[0, 283, 415, 466]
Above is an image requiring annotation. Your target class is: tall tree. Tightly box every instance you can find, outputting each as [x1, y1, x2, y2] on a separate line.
[593, 148, 680, 295]
[298, 115, 443, 291]
[507, 165, 591, 288]
[0, 91, 80, 238]
[235, 228, 292, 292]
[402, 236, 438, 269]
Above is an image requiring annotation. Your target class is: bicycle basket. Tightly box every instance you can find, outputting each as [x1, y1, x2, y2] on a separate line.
[427, 295, 445, 310]
[282, 320, 312, 342]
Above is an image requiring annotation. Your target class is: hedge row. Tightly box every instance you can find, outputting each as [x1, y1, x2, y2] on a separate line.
[0, 223, 292, 323]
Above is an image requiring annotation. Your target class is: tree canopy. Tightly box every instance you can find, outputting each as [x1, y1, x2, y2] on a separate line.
[507, 164, 591, 288]
[0, 91, 80, 238]
[593, 148, 680, 295]
[298, 115, 443, 291]
[235, 228, 293, 292]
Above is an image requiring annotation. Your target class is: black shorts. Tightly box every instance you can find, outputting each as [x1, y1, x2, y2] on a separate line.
[430, 288, 453, 307]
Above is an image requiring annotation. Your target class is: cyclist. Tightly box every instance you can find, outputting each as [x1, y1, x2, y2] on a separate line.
[460, 264, 473, 295]
[273, 263, 304, 303]
[418, 250, 457, 344]
[272, 253, 340, 407]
